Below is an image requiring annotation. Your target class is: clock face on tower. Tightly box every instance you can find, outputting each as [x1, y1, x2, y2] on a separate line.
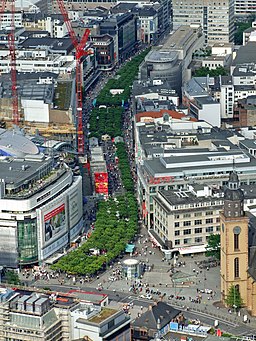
[233, 226, 241, 235]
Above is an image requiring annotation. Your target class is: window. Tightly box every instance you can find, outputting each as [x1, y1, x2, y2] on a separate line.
[195, 227, 202, 234]
[234, 257, 239, 278]
[234, 233, 239, 250]
[175, 230, 180, 236]
[183, 213, 191, 218]
[206, 211, 213, 215]
[184, 238, 191, 244]
[175, 239, 180, 245]
[184, 229, 191, 235]
[195, 212, 202, 217]
[174, 214, 180, 219]
[195, 219, 202, 225]
[206, 226, 214, 233]
[206, 218, 213, 224]
[195, 237, 203, 243]
[174, 222, 180, 228]
[183, 221, 191, 226]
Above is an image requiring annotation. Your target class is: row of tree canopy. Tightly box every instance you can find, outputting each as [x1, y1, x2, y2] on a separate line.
[89, 49, 150, 139]
[51, 51, 144, 275]
[52, 193, 137, 275]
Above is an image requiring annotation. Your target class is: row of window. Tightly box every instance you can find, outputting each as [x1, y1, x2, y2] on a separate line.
[174, 226, 217, 236]
[175, 218, 219, 227]
[175, 237, 203, 245]
[174, 211, 214, 219]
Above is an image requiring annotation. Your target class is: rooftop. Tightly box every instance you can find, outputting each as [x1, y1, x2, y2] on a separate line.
[88, 307, 117, 323]
[68, 290, 108, 305]
[20, 37, 73, 52]
[157, 189, 223, 206]
[232, 42, 256, 66]
[163, 25, 199, 51]
[132, 301, 181, 329]
[142, 149, 254, 178]
[195, 96, 217, 105]
[135, 109, 197, 123]
[145, 49, 178, 63]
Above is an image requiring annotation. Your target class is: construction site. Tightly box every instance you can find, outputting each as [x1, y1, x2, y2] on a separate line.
[0, 0, 92, 153]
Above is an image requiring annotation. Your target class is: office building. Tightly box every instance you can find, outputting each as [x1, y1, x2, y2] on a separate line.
[99, 12, 137, 64]
[172, 0, 235, 46]
[137, 128, 256, 229]
[234, 0, 256, 18]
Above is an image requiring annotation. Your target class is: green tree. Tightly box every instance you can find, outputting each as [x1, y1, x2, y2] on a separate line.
[5, 271, 20, 285]
[206, 234, 220, 260]
[194, 66, 228, 77]
[234, 21, 253, 45]
[225, 284, 243, 309]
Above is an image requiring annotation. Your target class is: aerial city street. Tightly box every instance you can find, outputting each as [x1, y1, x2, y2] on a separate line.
[0, 0, 255, 340]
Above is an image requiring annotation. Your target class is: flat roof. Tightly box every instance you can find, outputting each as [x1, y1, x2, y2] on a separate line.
[163, 25, 197, 50]
[195, 96, 217, 105]
[240, 139, 256, 149]
[0, 157, 51, 189]
[145, 49, 178, 63]
[232, 42, 256, 65]
[142, 150, 255, 177]
[20, 37, 73, 51]
[156, 189, 223, 206]
[88, 308, 117, 323]
[68, 290, 108, 304]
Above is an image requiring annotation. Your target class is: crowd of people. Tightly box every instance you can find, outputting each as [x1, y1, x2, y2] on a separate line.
[102, 140, 124, 196]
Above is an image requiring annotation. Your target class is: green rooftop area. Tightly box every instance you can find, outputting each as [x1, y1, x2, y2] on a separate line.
[89, 308, 117, 324]
[54, 81, 72, 110]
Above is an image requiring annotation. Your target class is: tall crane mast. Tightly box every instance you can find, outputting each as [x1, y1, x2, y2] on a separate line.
[56, 0, 91, 155]
[8, 0, 19, 125]
[0, 0, 19, 125]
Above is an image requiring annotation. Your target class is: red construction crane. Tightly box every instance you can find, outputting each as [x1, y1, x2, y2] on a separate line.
[0, 0, 19, 125]
[56, 0, 91, 155]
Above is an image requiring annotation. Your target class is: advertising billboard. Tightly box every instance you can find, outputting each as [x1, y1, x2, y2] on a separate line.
[94, 172, 108, 194]
[44, 203, 66, 244]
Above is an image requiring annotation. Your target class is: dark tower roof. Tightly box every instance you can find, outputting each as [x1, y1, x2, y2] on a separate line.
[224, 171, 244, 201]
[223, 171, 244, 218]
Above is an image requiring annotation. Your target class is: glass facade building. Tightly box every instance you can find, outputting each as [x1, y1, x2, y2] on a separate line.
[17, 219, 38, 264]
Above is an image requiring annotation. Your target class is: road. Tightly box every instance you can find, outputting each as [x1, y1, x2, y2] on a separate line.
[35, 282, 256, 336]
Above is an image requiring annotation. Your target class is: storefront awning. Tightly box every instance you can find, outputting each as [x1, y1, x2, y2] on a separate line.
[148, 229, 166, 248]
[179, 244, 207, 255]
[45, 253, 65, 265]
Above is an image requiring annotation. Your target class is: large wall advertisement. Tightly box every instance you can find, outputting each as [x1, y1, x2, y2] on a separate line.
[37, 199, 68, 261]
[44, 203, 66, 244]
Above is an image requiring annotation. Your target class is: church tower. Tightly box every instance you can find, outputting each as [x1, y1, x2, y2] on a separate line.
[220, 171, 249, 305]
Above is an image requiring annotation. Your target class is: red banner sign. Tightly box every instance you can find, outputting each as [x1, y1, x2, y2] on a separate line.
[148, 176, 174, 184]
[44, 204, 65, 222]
[95, 172, 108, 194]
